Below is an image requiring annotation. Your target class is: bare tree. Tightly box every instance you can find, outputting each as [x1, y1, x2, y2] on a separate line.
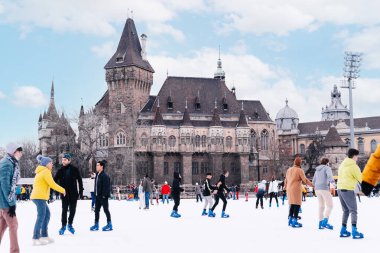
[304, 133, 324, 176]
[18, 140, 39, 178]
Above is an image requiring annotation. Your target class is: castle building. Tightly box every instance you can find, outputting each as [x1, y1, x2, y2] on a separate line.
[78, 18, 277, 185]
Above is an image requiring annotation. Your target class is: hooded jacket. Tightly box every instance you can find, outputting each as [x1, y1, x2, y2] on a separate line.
[362, 145, 380, 187]
[337, 158, 362, 190]
[171, 172, 184, 197]
[31, 166, 65, 200]
[0, 156, 17, 208]
[312, 164, 334, 191]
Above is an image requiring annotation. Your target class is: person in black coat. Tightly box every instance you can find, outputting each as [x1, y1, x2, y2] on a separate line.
[54, 153, 83, 235]
[210, 170, 230, 218]
[171, 172, 184, 218]
[90, 160, 112, 231]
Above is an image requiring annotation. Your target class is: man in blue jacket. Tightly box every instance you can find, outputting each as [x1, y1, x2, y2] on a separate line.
[0, 143, 23, 253]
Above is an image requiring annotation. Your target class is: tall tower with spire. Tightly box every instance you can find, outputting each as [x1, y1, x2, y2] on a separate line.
[321, 84, 350, 121]
[214, 46, 225, 80]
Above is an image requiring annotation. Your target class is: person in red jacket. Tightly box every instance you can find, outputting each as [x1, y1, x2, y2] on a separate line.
[161, 181, 171, 204]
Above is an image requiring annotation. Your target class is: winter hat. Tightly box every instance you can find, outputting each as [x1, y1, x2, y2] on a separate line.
[196, 182, 198, 185]
[63, 153, 72, 159]
[37, 155, 53, 167]
[164, 181, 168, 184]
[6, 142, 22, 155]
[294, 157, 302, 167]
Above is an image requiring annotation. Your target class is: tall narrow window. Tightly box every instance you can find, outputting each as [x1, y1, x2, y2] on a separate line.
[192, 162, 199, 175]
[195, 135, 201, 147]
[300, 144, 305, 154]
[261, 129, 269, 150]
[371, 139, 377, 153]
[226, 136, 233, 148]
[116, 132, 126, 146]
[201, 135, 207, 147]
[168, 135, 176, 147]
[164, 162, 169, 175]
[358, 137, 364, 155]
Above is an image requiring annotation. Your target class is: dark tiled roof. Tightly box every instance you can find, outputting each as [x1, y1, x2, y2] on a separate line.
[299, 117, 380, 135]
[104, 19, 154, 73]
[237, 100, 272, 122]
[181, 107, 192, 126]
[323, 126, 348, 147]
[210, 107, 222, 127]
[95, 90, 109, 113]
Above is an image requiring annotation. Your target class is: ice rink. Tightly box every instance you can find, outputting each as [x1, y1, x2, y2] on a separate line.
[1, 196, 378, 253]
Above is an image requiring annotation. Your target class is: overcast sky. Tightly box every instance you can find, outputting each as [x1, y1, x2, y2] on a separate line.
[1, 0, 380, 148]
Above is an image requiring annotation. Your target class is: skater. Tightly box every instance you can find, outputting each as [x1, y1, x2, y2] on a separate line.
[209, 170, 230, 218]
[361, 145, 380, 196]
[90, 160, 112, 231]
[170, 172, 184, 218]
[268, 177, 279, 207]
[161, 181, 170, 204]
[202, 173, 216, 216]
[89, 172, 96, 211]
[256, 180, 266, 209]
[31, 155, 66, 246]
[337, 149, 364, 239]
[236, 184, 240, 200]
[155, 187, 159, 205]
[142, 175, 152, 209]
[278, 180, 287, 205]
[0, 143, 23, 253]
[116, 186, 121, 201]
[244, 185, 249, 202]
[54, 153, 83, 235]
[284, 157, 313, 228]
[195, 183, 203, 202]
[150, 180, 155, 205]
[312, 157, 335, 230]
[138, 180, 145, 209]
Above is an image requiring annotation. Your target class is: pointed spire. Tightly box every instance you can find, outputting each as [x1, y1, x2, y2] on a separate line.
[214, 45, 225, 80]
[237, 105, 248, 127]
[182, 100, 192, 127]
[47, 81, 59, 119]
[285, 98, 289, 106]
[210, 102, 222, 127]
[323, 126, 348, 147]
[43, 111, 47, 119]
[152, 105, 164, 126]
[185, 98, 188, 109]
[38, 113, 42, 122]
[80, 105, 85, 117]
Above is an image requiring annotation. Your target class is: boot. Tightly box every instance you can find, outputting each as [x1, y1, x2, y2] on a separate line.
[58, 226, 66, 235]
[67, 224, 75, 234]
[102, 222, 113, 231]
[33, 238, 48, 246]
[340, 226, 351, 237]
[288, 217, 292, 226]
[170, 210, 180, 218]
[352, 226, 364, 239]
[299, 207, 302, 213]
[208, 210, 216, 217]
[291, 218, 303, 228]
[276, 203, 279, 207]
[201, 209, 208, 216]
[319, 220, 325, 229]
[90, 223, 99, 231]
[221, 211, 230, 218]
[322, 218, 333, 230]
[269, 203, 272, 208]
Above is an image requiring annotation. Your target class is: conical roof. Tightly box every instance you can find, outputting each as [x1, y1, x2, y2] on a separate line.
[152, 105, 164, 126]
[237, 109, 248, 127]
[210, 106, 222, 127]
[181, 107, 192, 126]
[323, 126, 348, 147]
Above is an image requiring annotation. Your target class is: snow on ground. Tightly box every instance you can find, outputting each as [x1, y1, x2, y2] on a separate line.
[1, 196, 379, 253]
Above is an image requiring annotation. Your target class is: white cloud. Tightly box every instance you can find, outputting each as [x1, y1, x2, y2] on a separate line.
[91, 41, 115, 59]
[0, 90, 5, 99]
[146, 23, 185, 42]
[12, 86, 47, 108]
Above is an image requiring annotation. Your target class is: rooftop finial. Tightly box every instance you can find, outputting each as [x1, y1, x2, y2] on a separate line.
[218, 44, 221, 60]
[185, 98, 188, 109]
[241, 101, 244, 110]
[157, 96, 160, 107]
[214, 98, 217, 109]
[285, 98, 288, 106]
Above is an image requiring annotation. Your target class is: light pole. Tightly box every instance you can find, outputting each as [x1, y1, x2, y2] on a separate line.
[342, 51, 362, 148]
[253, 139, 261, 181]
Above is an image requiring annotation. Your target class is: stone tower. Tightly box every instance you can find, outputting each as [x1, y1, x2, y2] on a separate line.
[104, 18, 154, 184]
[321, 85, 350, 121]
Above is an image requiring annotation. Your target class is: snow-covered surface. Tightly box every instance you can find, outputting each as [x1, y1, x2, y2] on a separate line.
[1, 197, 379, 252]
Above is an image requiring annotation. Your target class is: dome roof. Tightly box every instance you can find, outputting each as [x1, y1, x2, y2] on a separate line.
[275, 99, 299, 120]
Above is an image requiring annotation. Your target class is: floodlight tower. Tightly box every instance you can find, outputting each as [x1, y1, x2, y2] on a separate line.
[341, 52, 362, 148]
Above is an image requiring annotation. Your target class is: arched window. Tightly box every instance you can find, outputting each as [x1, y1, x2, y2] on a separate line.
[195, 135, 201, 147]
[250, 129, 256, 148]
[99, 134, 109, 147]
[140, 133, 148, 146]
[201, 135, 207, 147]
[300, 144, 305, 154]
[116, 132, 126, 146]
[371, 139, 377, 153]
[358, 137, 364, 155]
[169, 135, 176, 147]
[186, 133, 191, 144]
[261, 129, 269, 150]
[226, 136, 233, 148]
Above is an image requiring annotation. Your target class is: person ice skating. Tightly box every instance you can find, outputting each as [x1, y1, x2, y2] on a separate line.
[54, 153, 83, 235]
[312, 158, 335, 230]
[155, 187, 159, 205]
[170, 172, 184, 218]
[89, 172, 96, 211]
[195, 183, 202, 202]
[161, 181, 170, 204]
[150, 180, 155, 205]
[138, 181, 145, 210]
[90, 160, 112, 231]
[361, 145, 380, 196]
[268, 177, 279, 207]
[337, 149, 364, 239]
[284, 157, 313, 228]
[31, 155, 66, 246]
[244, 185, 249, 202]
[256, 180, 266, 209]
[278, 180, 286, 205]
[116, 186, 121, 201]
[209, 170, 230, 218]
[142, 175, 152, 209]
[0, 143, 23, 253]
[236, 184, 240, 200]
[202, 173, 216, 216]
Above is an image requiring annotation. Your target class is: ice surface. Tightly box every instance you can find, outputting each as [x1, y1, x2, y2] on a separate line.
[1, 196, 378, 252]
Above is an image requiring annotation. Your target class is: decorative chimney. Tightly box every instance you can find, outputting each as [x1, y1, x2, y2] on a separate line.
[141, 34, 147, 60]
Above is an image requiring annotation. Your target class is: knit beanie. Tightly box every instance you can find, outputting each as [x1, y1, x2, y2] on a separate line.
[63, 153, 72, 159]
[294, 157, 302, 167]
[37, 155, 53, 167]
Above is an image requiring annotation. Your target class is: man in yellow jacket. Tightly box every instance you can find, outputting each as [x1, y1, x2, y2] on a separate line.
[361, 145, 380, 196]
[337, 148, 363, 239]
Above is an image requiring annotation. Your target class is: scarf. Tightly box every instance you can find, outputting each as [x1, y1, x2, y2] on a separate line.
[6, 154, 20, 203]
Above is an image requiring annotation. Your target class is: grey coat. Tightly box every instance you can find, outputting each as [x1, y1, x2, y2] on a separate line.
[312, 165, 334, 191]
[143, 177, 152, 193]
[195, 185, 202, 195]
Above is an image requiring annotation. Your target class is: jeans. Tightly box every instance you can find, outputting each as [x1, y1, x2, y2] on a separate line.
[162, 194, 169, 204]
[145, 192, 150, 208]
[91, 192, 96, 208]
[32, 200, 50, 239]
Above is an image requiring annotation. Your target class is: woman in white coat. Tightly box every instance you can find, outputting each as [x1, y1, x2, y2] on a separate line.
[268, 177, 279, 207]
[138, 181, 145, 210]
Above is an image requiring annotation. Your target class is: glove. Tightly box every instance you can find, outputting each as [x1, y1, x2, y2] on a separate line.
[361, 181, 374, 196]
[8, 205, 16, 218]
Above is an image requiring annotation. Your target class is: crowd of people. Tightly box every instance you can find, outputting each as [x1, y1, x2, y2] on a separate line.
[1, 141, 380, 252]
